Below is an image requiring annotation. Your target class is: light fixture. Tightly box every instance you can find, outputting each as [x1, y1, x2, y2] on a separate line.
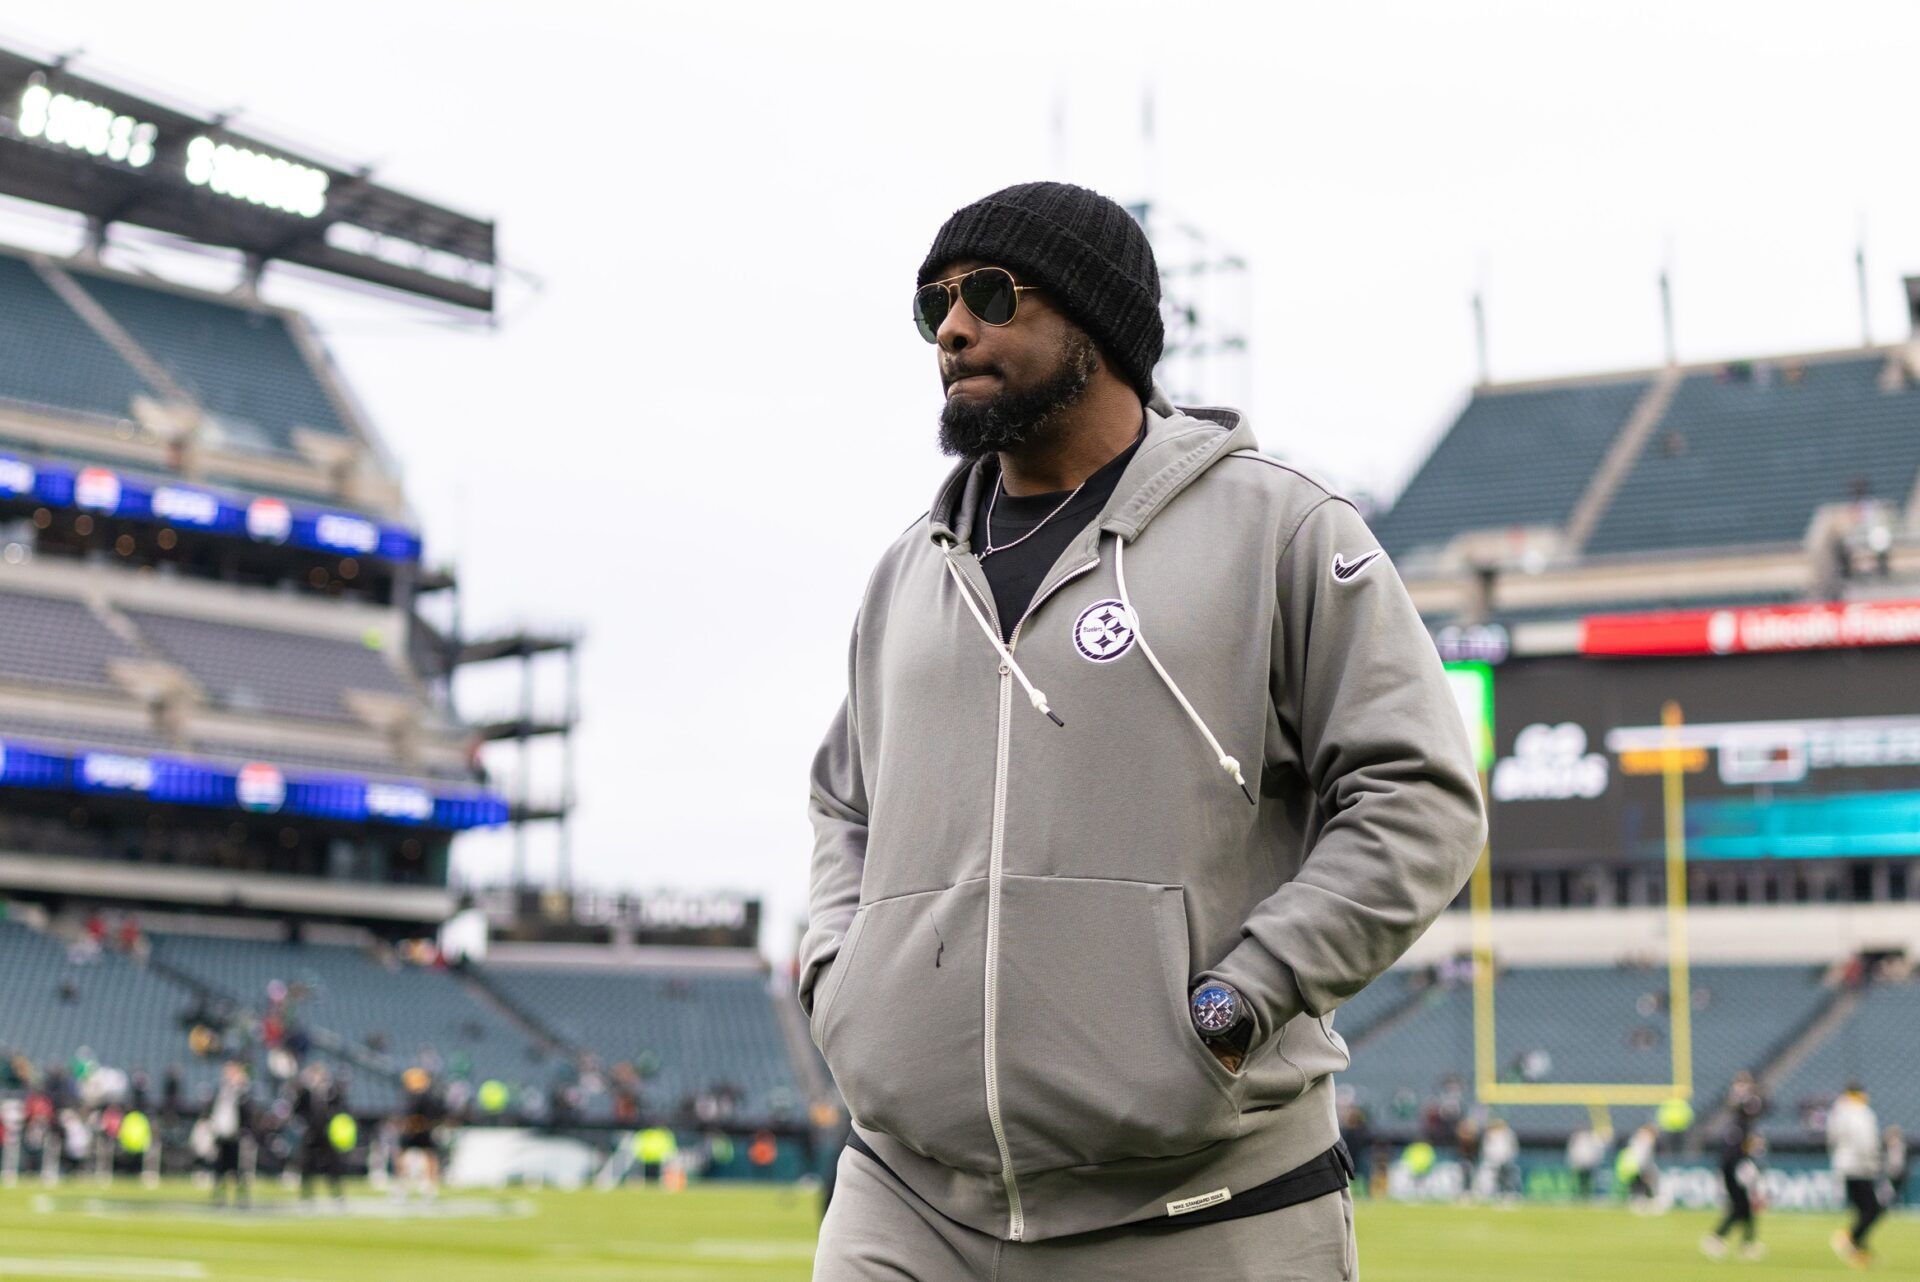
[16, 78, 157, 168]
[185, 135, 329, 218]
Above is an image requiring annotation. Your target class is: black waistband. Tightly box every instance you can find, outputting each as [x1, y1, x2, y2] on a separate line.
[842, 1132, 1353, 1234]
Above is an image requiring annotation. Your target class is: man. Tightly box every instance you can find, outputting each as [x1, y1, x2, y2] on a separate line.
[1700, 1129, 1766, 1261]
[1566, 1124, 1606, 1201]
[1620, 1125, 1663, 1215]
[292, 1063, 347, 1203]
[799, 181, 1484, 1279]
[1477, 1119, 1519, 1204]
[205, 1059, 254, 1209]
[1725, 1069, 1766, 1134]
[1829, 1083, 1883, 1268]
[395, 1066, 444, 1199]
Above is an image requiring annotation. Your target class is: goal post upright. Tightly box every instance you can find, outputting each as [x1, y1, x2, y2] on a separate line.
[1469, 773, 1499, 1099]
[1660, 700, 1694, 1099]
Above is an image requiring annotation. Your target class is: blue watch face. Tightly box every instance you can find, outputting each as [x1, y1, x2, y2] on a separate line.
[1191, 983, 1238, 1035]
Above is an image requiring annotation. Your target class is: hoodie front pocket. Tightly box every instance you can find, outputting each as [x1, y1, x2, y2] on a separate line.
[817, 879, 1001, 1174]
[994, 876, 1241, 1172]
[807, 907, 869, 1050]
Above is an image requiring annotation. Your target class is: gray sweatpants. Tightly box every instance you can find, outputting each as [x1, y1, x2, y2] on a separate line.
[814, 1147, 1358, 1281]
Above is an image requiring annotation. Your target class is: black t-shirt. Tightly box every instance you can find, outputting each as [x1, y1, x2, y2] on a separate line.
[969, 425, 1145, 643]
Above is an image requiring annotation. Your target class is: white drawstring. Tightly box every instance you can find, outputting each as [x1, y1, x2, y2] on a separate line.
[940, 544, 1065, 727]
[1114, 535, 1255, 805]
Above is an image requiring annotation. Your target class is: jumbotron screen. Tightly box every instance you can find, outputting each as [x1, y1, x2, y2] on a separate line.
[1487, 646, 1920, 868]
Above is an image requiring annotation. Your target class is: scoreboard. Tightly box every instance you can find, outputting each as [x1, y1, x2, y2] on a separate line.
[1486, 645, 1920, 869]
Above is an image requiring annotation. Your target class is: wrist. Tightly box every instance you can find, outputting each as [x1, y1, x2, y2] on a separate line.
[1189, 980, 1249, 1041]
[1190, 980, 1252, 1072]
[1202, 945, 1306, 1048]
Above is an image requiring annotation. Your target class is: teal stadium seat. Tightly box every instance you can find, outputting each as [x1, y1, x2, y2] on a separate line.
[1374, 379, 1649, 560]
[69, 270, 351, 456]
[0, 254, 154, 421]
[1585, 357, 1920, 556]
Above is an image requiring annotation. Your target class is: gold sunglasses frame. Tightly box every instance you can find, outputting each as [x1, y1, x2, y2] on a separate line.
[914, 267, 1039, 340]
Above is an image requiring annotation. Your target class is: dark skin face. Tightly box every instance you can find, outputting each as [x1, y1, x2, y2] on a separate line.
[932, 258, 1144, 495]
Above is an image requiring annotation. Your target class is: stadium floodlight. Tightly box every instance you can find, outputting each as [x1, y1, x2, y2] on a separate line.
[16, 76, 156, 168]
[1, 44, 495, 310]
[184, 135, 328, 218]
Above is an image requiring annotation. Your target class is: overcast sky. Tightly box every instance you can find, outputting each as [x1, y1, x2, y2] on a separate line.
[8, 2, 1920, 957]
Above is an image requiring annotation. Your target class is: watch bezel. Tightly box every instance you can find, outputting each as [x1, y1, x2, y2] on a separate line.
[1190, 981, 1240, 1037]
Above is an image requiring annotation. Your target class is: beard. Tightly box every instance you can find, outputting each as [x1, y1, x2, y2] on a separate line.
[937, 331, 1100, 458]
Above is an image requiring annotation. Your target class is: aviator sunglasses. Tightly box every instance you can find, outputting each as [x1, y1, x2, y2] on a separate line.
[913, 267, 1039, 342]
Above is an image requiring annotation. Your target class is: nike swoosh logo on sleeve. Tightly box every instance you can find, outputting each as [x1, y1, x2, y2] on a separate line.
[1330, 550, 1383, 582]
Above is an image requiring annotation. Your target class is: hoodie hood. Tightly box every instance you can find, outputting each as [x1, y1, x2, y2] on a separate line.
[927, 386, 1260, 553]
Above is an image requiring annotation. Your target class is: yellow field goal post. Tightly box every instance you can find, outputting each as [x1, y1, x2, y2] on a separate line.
[1444, 662, 1695, 1119]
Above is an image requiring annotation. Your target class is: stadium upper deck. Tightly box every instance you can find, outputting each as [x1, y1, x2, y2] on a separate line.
[1381, 331, 1920, 635]
[0, 242, 506, 925]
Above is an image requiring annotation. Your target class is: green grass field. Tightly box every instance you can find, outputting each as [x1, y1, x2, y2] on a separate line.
[0, 1182, 1916, 1280]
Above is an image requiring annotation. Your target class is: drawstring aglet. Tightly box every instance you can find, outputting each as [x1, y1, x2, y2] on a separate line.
[1028, 687, 1065, 727]
[1221, 755, 1255, 806]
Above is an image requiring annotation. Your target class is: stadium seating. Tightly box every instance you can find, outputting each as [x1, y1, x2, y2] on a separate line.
[0, 591, 143, 691]
[1335, 963, 1837, 1136]
[150, 932, 551, 1101]
[0, 253, 153, 422]
[0, 918, 223, 1102]
[1327, 969, 1419, 1042]
[1585, 356, 1920, 556]
[124, 610, 419, 723]
[484, 965, 805, 1122]
[1336, 976, 1474, 1117]
[68, 271, 351, 456]
[1769, 975, 1920, 1139]
[1373, 378, 1650, 560]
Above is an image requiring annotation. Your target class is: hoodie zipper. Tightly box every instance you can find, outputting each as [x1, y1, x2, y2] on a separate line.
[978, 556, 1098, 1243]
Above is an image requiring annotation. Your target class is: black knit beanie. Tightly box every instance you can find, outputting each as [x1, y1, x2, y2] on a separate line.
[918, 181, 1163, 399]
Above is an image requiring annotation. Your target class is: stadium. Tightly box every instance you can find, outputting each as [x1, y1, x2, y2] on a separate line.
[3, 17, 1920, 1282]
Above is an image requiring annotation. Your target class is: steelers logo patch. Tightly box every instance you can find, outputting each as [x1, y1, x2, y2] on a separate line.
[1073, 599, 1137, 663]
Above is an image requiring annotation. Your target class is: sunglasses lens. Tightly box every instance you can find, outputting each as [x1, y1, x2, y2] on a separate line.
[962, 268, 1019, 325]
[913, 284, 949, 342]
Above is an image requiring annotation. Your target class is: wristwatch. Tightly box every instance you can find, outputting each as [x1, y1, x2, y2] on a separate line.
[1190, 980, 1252, 1071]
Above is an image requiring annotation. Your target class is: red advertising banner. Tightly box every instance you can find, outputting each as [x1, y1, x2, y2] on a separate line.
[1581, 599, 1920, 657]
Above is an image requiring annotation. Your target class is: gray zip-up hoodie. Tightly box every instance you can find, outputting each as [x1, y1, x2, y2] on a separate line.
[800, 393, 1485, 1242]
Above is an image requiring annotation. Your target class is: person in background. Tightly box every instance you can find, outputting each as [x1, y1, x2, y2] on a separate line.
[1339, 1099, 1375, 1197]
[1701, 1130, 1767, 1261]
[1566, 1125, 1607, 1201]
[395, 1066, 444, 1199]
[1455, 1114, 1483, 1190]
[293, 1063, 346, 1203]
[1621, 1125, 1663, 1215]
[1885, 1125, 1908, 1209]
[1725, 1069, 1767, 1134]
[1828, 1082, 1883, 1268]
[1478, 1118, 1521, 1204]
[206, 1059, 255, 1209]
